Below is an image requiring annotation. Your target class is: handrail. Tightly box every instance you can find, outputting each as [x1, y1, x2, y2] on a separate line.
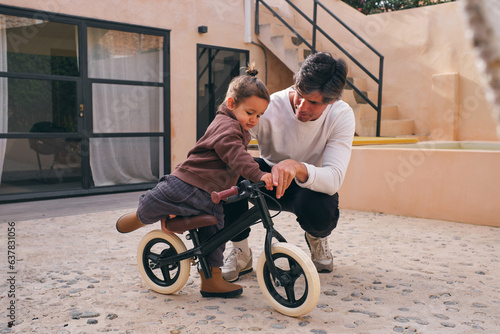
[255, 0, 384, 136]
[316, 1, 382, 57]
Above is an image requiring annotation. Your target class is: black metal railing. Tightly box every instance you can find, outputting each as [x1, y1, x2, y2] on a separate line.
[255, 0, 384, 136]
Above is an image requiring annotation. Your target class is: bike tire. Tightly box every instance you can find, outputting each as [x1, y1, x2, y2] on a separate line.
[137, 230, 190, 294]
[256, 242, 320, 317]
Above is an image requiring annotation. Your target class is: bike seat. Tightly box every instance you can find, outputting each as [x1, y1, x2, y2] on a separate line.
[161, 215, 218, 234]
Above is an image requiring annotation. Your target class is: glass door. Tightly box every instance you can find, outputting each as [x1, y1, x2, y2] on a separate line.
[196, 45, 249, 139]
[0, 14, 83, 196]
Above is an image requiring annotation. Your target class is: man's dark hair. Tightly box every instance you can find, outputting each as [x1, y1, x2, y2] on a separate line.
[294, 52, 347, 104]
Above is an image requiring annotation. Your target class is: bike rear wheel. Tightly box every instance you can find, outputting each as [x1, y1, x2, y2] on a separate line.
[137, 230, 190, 294]
[256, 242, 320, 317]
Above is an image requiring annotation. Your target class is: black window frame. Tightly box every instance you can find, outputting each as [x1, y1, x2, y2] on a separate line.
[0, 4, 170, 203]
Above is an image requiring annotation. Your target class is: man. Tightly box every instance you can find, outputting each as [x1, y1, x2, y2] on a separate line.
[222, 52, 356, 281]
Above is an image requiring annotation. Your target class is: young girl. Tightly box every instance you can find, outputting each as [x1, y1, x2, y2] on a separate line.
[116, 67, 272, 298]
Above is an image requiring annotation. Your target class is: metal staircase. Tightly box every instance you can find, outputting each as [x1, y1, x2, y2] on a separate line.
[343, 79, 414, 137]
[255, 0, 415, 137]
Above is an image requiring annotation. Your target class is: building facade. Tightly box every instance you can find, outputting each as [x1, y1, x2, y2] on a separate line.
[0, 1, 290, 202]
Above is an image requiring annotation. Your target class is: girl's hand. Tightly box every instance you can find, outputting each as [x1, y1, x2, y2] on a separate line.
[260, 173, 274, 191]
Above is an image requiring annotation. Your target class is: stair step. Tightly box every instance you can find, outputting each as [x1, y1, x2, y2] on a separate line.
[270, 35, 321, 54]
[356, 105, 374, 120]
[382, 104, 398, 119]
[286, 36, 322, 51]
[259, 23, 314, 73]
[299, 48, 312, 62]
[258, 24, 298, 72]
[352, 90, 379, 105]
[345, 77, 368, 91]
[356, 104, 398, 120]
[283, 48, 312, 66]
[261, 23, 312, 40]
[343, 90, 356, 106]
[353, 90, 369, 104]
[380, 119, 414, 137]
[367, 91, 379, 105]
[356, 119, 414, 137]
[357, 119, 377, 137]
[358, 105, 376, 120]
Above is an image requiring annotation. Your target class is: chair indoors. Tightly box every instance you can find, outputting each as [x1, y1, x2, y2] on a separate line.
[28, 122, 67, 183]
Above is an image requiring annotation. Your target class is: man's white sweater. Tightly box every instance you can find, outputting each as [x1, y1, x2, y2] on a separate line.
[250, 87, 355, 196]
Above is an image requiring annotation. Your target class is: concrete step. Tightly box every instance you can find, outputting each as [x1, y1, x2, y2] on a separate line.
[345, 77, 368, 91]
[352, 90, 379, 106]
[353, 90, 369, 104]
[380, 119, 414, 137]
[356, 119, 414, 137]
[261, 23, 312, 40]
[366, 91, 379, 105]
[258, 23, 313, 73]
[355, 104, 399, 121]
[382, 104, 398, 119]
[297, 47, 313, 62]
[275, 35, 322, 52]
[343, 89, 356, 107]
[356, 119, 377, 137]
[258, 24, 297, 72]
[357, 105, 376, 120]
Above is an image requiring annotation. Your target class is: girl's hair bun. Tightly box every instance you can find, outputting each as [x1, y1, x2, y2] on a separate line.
[246, 63, 259, 77]
[223, 62, 269, 108]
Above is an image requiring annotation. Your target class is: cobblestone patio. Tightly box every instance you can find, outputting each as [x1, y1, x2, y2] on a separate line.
[0, 200, 499, 333]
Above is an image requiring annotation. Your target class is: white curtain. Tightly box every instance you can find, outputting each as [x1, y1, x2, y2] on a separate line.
[0, 16, 8, 185]
[90, 81, 162, 186]
[88, 28, 163, 186]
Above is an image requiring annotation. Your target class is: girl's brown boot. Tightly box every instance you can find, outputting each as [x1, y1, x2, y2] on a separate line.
[199, 267, 243, 298]
[116, 212, 146, 233]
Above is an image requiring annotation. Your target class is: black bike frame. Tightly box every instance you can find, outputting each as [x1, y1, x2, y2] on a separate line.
[156, 187, 287, 283]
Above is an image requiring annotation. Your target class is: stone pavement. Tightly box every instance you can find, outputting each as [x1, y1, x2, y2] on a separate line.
[0, 203, 499, 333]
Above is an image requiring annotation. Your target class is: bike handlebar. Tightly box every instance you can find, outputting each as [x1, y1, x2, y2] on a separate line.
[211, 181, 266, 204]
[211, 186, 239, 204]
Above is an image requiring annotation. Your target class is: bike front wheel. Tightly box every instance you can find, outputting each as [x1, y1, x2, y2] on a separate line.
[137, 230, 191, 294]
[256, 242, 321, 317]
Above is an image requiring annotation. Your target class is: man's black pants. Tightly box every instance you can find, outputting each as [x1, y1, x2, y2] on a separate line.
[223, 158, 340, 241]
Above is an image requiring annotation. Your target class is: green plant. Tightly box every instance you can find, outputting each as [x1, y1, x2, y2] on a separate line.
[342, 0, 456, 15]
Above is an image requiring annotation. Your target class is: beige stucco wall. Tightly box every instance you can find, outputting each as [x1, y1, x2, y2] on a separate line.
[0, 0, 293, 169]
[290, 0, 499, 141]
[339, 144, 500, 227]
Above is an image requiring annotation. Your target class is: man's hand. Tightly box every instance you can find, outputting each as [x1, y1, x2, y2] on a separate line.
[271, 159, 308, 199]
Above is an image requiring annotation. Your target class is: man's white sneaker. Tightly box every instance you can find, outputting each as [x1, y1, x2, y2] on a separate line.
[305, 232, 333, 273]
[221, 248, 253, 282]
